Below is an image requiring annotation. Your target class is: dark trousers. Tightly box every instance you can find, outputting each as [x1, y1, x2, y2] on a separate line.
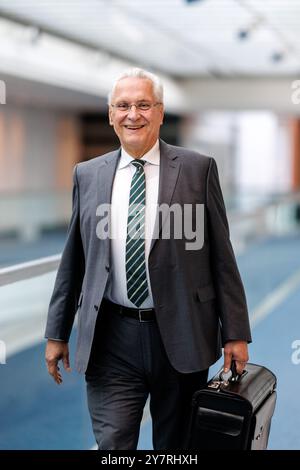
[85, 304, 208, 450]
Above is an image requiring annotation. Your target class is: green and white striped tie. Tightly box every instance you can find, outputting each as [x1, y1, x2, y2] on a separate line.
[126, 160, 149, 307]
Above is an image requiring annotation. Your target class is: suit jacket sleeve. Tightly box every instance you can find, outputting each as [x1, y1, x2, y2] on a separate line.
[206, 157, 252, 345]
[45, 164, 85, 341]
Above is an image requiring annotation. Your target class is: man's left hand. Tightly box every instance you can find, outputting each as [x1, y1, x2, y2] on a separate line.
[223, 340, 249, 375]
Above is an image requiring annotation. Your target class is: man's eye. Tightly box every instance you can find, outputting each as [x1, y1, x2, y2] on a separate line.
[138, 103, 151, 110]
[117, 103, 129, 110]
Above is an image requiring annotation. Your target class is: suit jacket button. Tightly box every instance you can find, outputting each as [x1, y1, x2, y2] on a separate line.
[105, 265, 110, 272]
[94, 305, 98, 311]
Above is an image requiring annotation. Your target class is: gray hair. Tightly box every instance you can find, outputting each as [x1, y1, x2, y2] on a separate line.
[108, 67, 164, 105]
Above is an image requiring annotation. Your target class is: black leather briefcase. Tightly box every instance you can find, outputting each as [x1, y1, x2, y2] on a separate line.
[186, 363, 277, 450]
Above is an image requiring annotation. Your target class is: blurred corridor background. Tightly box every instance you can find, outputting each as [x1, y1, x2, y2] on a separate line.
[1, 0, 300, 450]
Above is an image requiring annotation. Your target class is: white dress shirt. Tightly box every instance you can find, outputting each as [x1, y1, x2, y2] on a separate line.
[104, 140, 160, 308]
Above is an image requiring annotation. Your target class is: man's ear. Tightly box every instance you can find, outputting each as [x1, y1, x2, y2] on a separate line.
[108, 106, 113, 126]
[160, 106, 165, 125]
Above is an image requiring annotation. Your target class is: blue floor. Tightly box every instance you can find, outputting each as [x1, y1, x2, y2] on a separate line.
[0, 233, 300, 449]
[0, 333, 94, 449]
[249, 287, 300, 449]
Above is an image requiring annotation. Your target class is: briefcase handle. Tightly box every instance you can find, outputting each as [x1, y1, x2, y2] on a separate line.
[219, 360, 242, 383]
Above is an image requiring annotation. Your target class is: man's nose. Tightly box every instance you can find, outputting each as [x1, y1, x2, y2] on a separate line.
[127, 105, 140, 119]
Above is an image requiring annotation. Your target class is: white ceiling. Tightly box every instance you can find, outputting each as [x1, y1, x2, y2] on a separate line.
[0, 0, 299, 78]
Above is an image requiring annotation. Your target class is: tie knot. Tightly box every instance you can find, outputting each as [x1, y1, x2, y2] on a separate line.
[132, 159, 145, 170]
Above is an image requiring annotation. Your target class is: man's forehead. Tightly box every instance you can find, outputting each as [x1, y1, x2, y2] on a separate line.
[113, 77, 154, 99]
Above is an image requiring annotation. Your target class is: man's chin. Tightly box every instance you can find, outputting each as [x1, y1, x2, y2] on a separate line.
[122, 140, 149, 157]
[123, 137, 144, 148]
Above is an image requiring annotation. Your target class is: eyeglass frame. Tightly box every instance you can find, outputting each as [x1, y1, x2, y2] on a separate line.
[110, 101, 162, 112]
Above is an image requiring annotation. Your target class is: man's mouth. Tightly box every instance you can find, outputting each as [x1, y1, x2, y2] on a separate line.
[124, 125, 146, 130]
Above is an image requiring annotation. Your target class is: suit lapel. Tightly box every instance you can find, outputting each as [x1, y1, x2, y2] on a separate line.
[97, 149, 121, 205]
[150, 140, 181, 254]
[95, 149, 120, 264]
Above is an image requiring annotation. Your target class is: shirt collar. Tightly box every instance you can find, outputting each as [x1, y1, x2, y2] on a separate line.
[118, 140, 160, 169]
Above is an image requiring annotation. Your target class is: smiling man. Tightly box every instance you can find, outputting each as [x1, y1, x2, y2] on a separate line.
[45, 68, 251, 450]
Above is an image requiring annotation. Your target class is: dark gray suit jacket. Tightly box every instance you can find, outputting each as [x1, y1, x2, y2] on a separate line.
[45, 139, 252, 373]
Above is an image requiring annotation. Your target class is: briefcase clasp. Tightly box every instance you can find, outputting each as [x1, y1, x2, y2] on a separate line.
[208, 380, 221, 389]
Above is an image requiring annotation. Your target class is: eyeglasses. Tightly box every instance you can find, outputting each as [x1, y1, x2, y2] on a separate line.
[110, 102, 162, 112]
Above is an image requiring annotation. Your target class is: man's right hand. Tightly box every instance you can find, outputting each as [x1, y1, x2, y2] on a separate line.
[45, 339, 71, 384]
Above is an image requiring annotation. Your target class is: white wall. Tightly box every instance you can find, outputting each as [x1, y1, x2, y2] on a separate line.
[180, 110, 293, 210]
[235, 112, 292, 198]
